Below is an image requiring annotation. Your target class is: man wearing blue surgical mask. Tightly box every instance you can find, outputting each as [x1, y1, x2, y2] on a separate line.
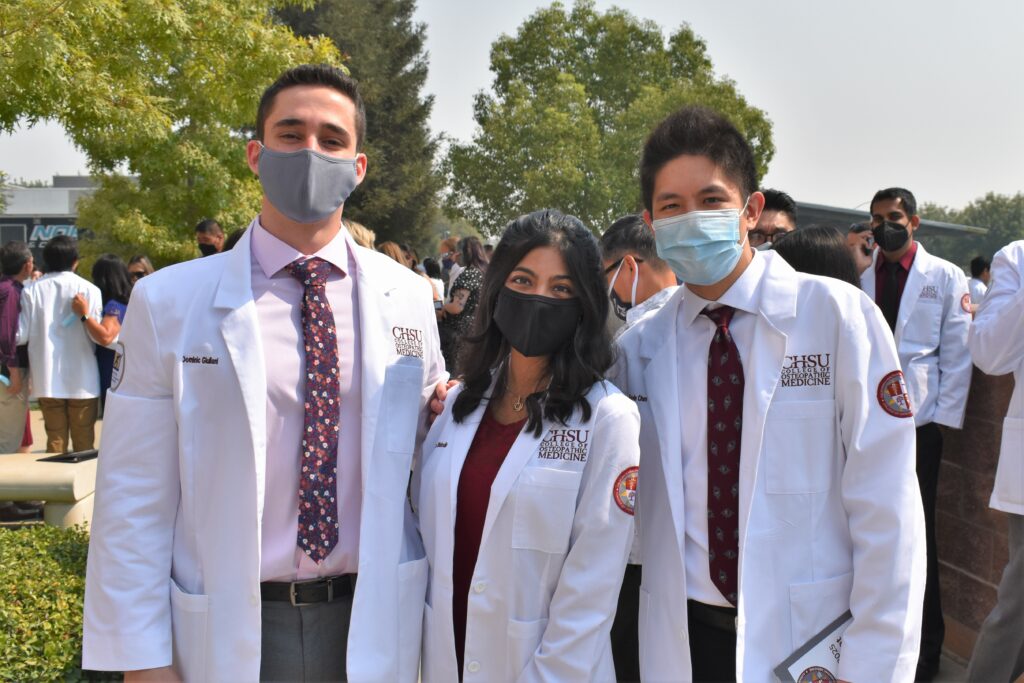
[610, 105, 926, 681]
[84, 64, 448, 682]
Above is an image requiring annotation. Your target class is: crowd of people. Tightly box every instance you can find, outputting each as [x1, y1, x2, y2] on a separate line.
[0, 61, 1011, 683]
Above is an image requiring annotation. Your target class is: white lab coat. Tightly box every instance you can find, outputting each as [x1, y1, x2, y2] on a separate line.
[611, 251, 926, 682]
[16, 270, 103, 399]
[82, 228, 446, 682]
[862, 243, 972, 428]
[416, 380, 640, 682]
[968, 239, 1024, 515]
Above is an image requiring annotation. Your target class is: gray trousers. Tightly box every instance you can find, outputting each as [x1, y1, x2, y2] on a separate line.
[967, 512, 1024, 682]
[260, 593, 353, 682]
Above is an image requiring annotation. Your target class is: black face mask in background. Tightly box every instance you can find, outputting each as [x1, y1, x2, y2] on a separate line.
[493, 287, 582, 357]
[198, 243, 219, 257]
[872, 220, 911, 252]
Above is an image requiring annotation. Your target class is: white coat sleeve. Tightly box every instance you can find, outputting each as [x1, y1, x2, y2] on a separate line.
[516, 392, 641, 683]
[82, 281, 180, 672]
[415, 278, 449, 465]
[932, 268, 972, 428]
[15, 284, 30, 345]
[834, 292, 926, 683]
[969, 242, 1024, 375]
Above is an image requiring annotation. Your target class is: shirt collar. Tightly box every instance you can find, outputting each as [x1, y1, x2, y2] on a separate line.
[250, 217, 350, 279]
[875, 240, 918, 273]
[680, 249, 766, 327]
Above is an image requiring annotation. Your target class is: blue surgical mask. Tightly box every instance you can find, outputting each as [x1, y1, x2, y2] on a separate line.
[651, 200, 749, 286]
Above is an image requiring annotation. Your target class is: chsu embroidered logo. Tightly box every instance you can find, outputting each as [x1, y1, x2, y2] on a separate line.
[781, 353, 831, 387]
[392, 326, 424, 357]
[538, 428, 590, 461]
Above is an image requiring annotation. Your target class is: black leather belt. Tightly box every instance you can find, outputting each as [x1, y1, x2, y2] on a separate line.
[687, 599, 738, 632]
[261, 574, 356, 606]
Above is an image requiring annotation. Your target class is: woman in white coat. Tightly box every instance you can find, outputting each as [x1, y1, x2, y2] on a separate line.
[416, 209, 641, 682]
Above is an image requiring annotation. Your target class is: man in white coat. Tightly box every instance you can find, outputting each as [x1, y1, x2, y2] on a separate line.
[612, 105, 926, 681]
[861, 187, 972, 681]
[966, 239, 1024, 682]
[83, 64, 445, 682]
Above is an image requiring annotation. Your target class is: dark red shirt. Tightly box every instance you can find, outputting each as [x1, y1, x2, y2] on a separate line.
[874, 241, 918, 312]
[0, 276, 24, 368]
[452, 410, 526, 676]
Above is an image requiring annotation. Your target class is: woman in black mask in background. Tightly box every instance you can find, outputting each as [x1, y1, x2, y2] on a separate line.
[416, 209, 641, 682]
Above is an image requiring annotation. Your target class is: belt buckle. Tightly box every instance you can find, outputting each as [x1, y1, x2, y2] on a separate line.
[288, 578, 333, 607]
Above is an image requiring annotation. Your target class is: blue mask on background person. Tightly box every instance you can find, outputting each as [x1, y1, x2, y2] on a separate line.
[257, 144, 359, 224]
[652, 199, 749, 286]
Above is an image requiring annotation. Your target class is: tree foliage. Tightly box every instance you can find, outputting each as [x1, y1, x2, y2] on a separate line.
[0, 0, 338, 267]
[281, 0, 442, 247]
[920, 192, 1024, 269]
[445, 0, 774, 235]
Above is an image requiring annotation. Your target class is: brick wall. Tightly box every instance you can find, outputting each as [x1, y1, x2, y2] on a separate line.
[937, 366, 1015, 660]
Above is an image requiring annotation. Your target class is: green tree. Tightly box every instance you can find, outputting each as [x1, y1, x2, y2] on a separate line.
[445, 0, 774, 235]
[920, 192, 1024, 268]
[281, 0, 441, 246]
[0, 0, 338, 267]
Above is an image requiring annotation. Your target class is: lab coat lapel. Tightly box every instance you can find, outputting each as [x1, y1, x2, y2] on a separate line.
[895, 243, 927, 343]
[212, 228, 268, 523]
[639, 289, 687, 556]
[479, 412, 546, 549]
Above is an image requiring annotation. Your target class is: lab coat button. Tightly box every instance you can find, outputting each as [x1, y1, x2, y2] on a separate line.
[467, 661, 481, 673]
[472, 581, 486, 593]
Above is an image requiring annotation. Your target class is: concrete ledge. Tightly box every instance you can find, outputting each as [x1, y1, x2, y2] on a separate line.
[0, 452, 97, 502]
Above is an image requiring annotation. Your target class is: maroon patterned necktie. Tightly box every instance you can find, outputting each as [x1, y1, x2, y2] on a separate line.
[287, 257, 340, 563]
[703, 305, 742, 606]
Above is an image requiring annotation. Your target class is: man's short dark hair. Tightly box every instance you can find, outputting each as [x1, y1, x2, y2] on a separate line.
[256, 64, 367, 152]
[849, 222, 872, 235]
[640, 105, 758, 212]
[761, 189, 797, 224]
[194, 219, 223, 236]
[42, 235, 78, 272]
[599, 214, 668, 271]
[970, 255, 991, 278]
[0, 241, 32, 277]
[870, 187, 917, 218]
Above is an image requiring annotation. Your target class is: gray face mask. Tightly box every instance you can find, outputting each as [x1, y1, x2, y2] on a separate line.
[257, 144, 359, 223]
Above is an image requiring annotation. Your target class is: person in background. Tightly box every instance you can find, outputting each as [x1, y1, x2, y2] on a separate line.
[773, 225, 861, 288]
[439, 237, 458, 286]
[601, 213, 679, 333]
[862, 186, 972, 682]
[747, 188, 797, 249]
[71, 254, 132, 409]
[343, 218, 376, 250]
[416, 209, 640, 682]
[483, 243, 494, 260]
[422, 257, 445, 303]
[0, 241, 33, 453]
[16, 235, 103, 453]
[222, 228, 247, 252]
[439, 236, 488, 374]
[966, 239, 1024, 683]
[127, 255, 155, 282]
[378, 240, 409, 267]
[968, 255, 991, 307]
[847, 222, 875, 276]
[195, 218, 225, 257]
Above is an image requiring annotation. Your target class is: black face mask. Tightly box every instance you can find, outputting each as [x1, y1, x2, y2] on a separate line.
[198, 243, 219, 257]
[493, 287, 582, 357]
[872, 220, 910, 252]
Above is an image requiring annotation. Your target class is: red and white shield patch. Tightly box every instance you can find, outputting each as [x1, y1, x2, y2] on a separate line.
[877, 370, 913, 418]
[613, 466, 639, 515]
[961, 293, 972, 313]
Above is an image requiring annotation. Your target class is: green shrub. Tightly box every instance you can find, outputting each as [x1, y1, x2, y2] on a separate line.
[0, 525, 120, 682]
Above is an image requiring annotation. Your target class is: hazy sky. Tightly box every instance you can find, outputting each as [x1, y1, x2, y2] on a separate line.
[3, 0, 1022, 212]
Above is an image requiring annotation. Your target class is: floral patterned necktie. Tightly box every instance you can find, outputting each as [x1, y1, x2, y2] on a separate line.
[703, 305, 742, 606]
[287, 257, 340, 563]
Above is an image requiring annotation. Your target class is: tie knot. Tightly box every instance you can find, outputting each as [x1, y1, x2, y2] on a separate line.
[703, 305, 736, 330]
[287, 257, 332, 288]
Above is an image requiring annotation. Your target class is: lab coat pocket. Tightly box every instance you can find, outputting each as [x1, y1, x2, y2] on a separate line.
[512, 467, 582, 553]
[506, 617, 548, 680]
[903, 301, 942, 347]
[764, 399, 837, 494]
[421, 602, 446, 683]
[788, 571, 853, 649]
[170, 578, 209, 682]
[397, 556, 429, 682]
[384, 358, 424, 454]
[994, 417, 1024, 507]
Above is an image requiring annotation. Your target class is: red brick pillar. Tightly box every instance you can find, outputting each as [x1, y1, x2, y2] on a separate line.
[937, 366, 1015, 660]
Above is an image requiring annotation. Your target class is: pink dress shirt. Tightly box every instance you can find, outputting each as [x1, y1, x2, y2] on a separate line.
[250, 219, 363, 581]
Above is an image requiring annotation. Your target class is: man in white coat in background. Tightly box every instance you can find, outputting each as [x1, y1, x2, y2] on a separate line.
[612, 105, 926, 682]
[83, 64, 445, 682]
[966, 239, 1024, 682]
[861, 187, 972, 681]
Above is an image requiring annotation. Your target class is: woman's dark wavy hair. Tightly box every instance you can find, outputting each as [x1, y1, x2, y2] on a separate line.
[458, 236, 489, 271]
[452, 209, 614, 436]
[91, 254, 133, 306]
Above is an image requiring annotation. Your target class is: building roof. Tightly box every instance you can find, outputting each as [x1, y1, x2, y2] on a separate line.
[796, 201, 988, 237]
